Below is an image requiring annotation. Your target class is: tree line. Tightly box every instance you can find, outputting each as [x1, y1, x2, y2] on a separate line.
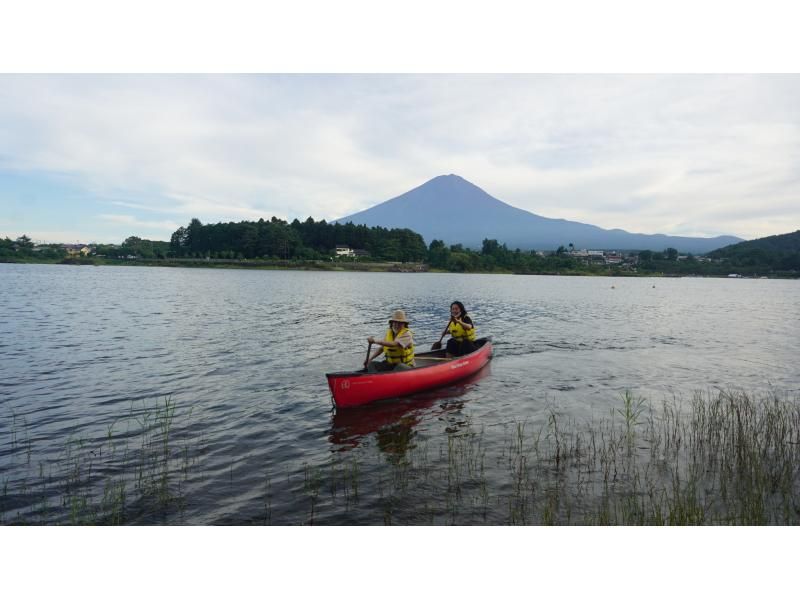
[707, 230, 800, 274]
[0, 235, 65, 260]
[1, 218, 427, 263]
[428, 238, 581, 273]
[167, 217, 427, 262]
[4, 222, 798, 277]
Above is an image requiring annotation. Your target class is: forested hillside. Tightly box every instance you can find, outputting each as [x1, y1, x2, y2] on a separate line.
[168, 217, 428, 262]
[707, 230, 800, 272]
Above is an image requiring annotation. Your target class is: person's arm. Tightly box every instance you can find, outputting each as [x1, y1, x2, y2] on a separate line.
[369, 335, 401, 348]
[364, 339, 384, 367]
[395, 329, 413, 349]
[455, 315, 473, 330]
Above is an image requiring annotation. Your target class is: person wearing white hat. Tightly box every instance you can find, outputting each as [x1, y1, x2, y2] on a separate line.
[364, 309, 415, 372]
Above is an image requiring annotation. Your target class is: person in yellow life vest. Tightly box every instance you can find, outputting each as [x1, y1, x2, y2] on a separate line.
[433, 301, 477, 358]
[364, 309, 415, 372]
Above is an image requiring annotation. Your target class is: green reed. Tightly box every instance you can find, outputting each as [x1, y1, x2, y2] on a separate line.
[1, 395, 196, 525]
[300, 389, 800, 525]
[4, 389, 799, 525]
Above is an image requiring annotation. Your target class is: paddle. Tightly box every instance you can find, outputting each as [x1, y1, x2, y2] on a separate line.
[362, 340, 374, 371]
[430, 317, 454, 350]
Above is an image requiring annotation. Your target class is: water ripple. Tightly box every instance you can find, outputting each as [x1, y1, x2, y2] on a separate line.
[1, 265, 798, 524]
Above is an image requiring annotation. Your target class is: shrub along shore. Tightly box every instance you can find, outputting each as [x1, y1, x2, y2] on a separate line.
[4, 255, 797, 278]
[4, 222, 799, 277]
[3, 389, 798, 525]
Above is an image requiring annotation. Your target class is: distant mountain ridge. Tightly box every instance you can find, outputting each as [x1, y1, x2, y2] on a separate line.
[336, 174, 743, 253]
[707, 229, 800, 272]
[709, 229, 800, 256]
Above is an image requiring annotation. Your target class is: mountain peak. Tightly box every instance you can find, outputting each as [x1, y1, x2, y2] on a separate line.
[410, 174, 500, 207]
[336, 176, 742, 253]
[416, 173, 468, 190]
[424, 173, 477, 187]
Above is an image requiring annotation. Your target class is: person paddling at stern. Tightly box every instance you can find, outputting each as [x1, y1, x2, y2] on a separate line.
[434, 301, 477, 358]
[364, 309, 415, 372]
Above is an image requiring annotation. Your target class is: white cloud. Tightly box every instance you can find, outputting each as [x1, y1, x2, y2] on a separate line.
[97, 213, 182, 231]
[1, 74, 799, 241]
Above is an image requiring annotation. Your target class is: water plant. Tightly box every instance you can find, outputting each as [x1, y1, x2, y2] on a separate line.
[310, 389, 800, 525]
[2, 389, 799, 525]
[617, 389, 647, 446]
[1, 395, 197, 524]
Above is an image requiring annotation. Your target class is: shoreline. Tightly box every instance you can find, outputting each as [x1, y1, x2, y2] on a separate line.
[2, 257, 797, 279]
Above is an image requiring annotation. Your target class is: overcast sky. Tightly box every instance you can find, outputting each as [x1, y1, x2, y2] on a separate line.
[1, 73, 799, 244]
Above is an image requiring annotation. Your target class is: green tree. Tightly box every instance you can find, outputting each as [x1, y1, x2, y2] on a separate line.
[170, 227, 187, 255]
[16, 235, 34, 249]
[185, 218, 206, 254]
[427, 239, 450, 269]
[0, 236, 15, 257]
[448, 252, 472, 272]
[481, 238, 500, 255]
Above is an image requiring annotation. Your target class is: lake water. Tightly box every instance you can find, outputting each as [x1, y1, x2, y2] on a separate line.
[1, 263, 798, 524]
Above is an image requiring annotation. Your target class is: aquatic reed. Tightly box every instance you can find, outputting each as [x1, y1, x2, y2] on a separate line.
[307, 389, 800, 525]
[1, 395, 196, 525]
[2, 389, 799, 524]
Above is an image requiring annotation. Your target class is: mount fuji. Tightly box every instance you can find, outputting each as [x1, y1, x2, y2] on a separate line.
[335, 174, 742, 253]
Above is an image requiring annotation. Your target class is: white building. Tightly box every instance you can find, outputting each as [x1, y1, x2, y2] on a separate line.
[335, 245, 354, 257]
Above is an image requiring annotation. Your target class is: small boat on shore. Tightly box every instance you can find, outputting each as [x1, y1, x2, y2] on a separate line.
[326, 337, 493, 409]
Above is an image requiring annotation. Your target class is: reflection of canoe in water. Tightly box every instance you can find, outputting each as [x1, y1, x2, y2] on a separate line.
[326, 337, 493, 409]
[329, 366, 491, 448]
[329, 397, 434, 450]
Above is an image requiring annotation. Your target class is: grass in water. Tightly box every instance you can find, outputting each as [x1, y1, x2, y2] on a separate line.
[309, 389, 800, 525]
[2, 389, 799, 524]
[1, 395, 196, 525]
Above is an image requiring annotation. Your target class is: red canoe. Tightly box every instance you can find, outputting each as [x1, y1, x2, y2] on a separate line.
[326, 337, 493, 409]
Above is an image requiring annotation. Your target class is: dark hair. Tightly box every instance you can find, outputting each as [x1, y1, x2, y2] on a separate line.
[450, 301, 467, 317]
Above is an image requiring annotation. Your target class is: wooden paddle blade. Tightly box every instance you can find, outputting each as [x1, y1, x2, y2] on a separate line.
[431, 341, 442, 350]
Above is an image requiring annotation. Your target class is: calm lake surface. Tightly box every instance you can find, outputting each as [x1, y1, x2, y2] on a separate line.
[1, 263, 799, 524]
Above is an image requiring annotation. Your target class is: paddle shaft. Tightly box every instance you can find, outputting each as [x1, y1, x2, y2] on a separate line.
[364, 340, 373, 368]
[432, 317, 455, 349]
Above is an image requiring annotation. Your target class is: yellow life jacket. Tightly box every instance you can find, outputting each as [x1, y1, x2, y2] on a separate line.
[449, 319, 477, 342]
[383, 327, 415, 365]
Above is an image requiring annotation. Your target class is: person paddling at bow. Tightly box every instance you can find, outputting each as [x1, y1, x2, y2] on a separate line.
[432, 301, 477, 358]
[364, 309, 415, 372]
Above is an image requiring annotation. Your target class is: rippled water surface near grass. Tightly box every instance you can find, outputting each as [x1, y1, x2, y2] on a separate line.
[2, 263, 799, 524]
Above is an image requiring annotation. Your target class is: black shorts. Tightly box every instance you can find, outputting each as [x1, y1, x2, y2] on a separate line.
[446, 338, 476, 356]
